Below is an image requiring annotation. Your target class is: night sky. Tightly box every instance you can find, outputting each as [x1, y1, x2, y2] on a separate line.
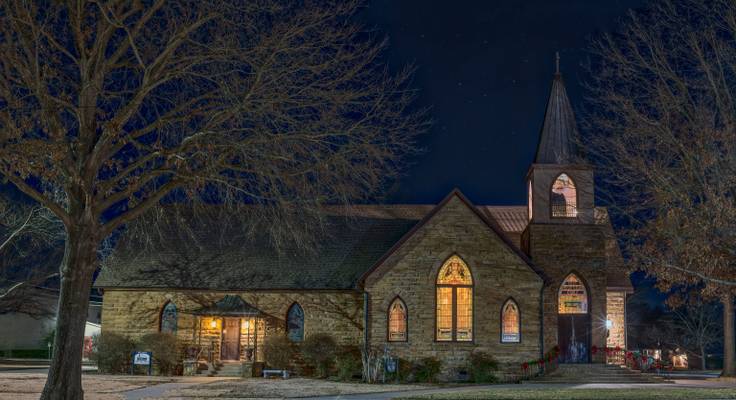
[361, 0, 647, 205]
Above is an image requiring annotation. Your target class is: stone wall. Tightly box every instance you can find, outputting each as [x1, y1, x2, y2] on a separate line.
[365, 195, 544, 380]
[606, 291, 626, 349]
[523, 223, 609, 363]
[100, 290, 363, 362]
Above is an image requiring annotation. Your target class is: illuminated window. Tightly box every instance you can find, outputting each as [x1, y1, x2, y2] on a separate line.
[160, 301, 177, 333]
[501, 299, 520, 343]
[286, 303, 304, 342]
[551, 173, 577, 217]
[558, 273, 588, 314]
[436, 255, 473, 341]
[528, 180, 533, 221]
[388, 298, 407, 341]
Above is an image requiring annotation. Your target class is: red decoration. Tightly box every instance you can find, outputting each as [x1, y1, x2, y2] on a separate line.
[522, 362, 529, 370]
[615, 345, 621, 352]
[591, 345, 598, 355]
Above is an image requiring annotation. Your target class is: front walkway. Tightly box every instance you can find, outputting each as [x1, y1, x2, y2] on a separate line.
[127, 377, 736, 400]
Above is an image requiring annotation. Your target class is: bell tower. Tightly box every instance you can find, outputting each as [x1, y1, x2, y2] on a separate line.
[526, 53, 594, 225]
[523, 54, 609, 363]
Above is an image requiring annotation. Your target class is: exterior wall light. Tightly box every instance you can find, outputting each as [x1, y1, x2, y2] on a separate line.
[605, 319, 613, 329]
[210, 318, 217, 329]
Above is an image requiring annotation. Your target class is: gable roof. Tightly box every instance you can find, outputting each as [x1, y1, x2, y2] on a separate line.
[95, 215, 417, 290]
[192, 295, 263, 316]
[358, 189, 548, 285]
[96, 193, 628, 292]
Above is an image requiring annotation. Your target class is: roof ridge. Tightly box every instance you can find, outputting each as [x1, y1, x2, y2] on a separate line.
[358, 189, 548, 286]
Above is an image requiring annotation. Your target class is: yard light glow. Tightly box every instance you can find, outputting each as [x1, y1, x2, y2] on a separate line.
[210, 318, 217, 329]
[605, 319, 613, 329]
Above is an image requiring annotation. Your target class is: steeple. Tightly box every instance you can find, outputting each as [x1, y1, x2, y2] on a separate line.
[534, 52, 581, 164]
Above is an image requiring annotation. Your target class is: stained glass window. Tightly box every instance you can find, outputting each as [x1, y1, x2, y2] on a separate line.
[436, 255, 473, 341]
[160, 302, 177, 334]
[551, 173, 577, 217]
[501, 299, 520, 343]
[287, 303, 305, 342]
[437, 255, 473, 285]
[558, 274, 588, 314]
[388, 298, 407, 341]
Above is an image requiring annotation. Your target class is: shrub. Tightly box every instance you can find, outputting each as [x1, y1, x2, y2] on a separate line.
[413, 357, 442, 383]
[138, 332, 181, 375]
[263, 335, 294, 370]
[335, 345, 362, 381]
[300, 333, 337, 377]
[386, 357, 413, 383]
[1, 349, 50, 359]
[469, 350, 499, 383]
[90, 332, 135, 374]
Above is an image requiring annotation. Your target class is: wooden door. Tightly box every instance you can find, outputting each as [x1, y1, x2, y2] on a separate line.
[221, 318, 241, 361]
[558, 314, 590, 363]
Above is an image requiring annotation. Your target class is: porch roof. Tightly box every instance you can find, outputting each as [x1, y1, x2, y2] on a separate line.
[192, 295, 262, 317]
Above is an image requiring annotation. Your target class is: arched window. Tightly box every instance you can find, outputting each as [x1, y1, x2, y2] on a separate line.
[558, 273, 588, 314]
[501, 299, 520, 343]
[160, 301, 177, 334]
[527, 180, 533, 221]
[286, 303, 305, 342]
[388, 298, 407, 342]
[436, 255, 473, 342]
[551, 173, 577, 217]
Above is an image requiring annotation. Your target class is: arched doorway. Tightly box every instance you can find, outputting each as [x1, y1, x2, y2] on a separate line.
[557, 273, 591, 363]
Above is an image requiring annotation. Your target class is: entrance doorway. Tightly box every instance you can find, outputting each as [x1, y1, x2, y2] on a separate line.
[557, 273, 591, 363]
[221, 318, 241, 361]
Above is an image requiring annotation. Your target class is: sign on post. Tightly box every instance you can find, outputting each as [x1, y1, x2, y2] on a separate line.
[131, 351, 153, 375]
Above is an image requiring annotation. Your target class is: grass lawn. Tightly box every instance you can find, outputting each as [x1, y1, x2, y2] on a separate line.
[398, 387, 736, 400]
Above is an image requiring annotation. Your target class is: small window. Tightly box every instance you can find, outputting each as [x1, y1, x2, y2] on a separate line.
[551, 173, 577, 217]
[527, 180, 533, 221]
[286, 303, 305, 342]
[558, 273, 589, 314]
[388, 298, 407, 342]
[160, 301, 177, 334]
[436, 255, 473, 342]
[501, 299, 520, 343]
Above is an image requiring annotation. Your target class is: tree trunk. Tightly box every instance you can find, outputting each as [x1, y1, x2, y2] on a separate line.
[40, 224, 99, 400]
[700, 347, 706, 371]
[723, 293, 736, 377]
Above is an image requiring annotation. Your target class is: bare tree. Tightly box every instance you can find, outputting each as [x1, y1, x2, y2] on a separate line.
[0, 193, 65, 316]
[0, 1, 426, 398]
[584, 0, 736, 376]
[670, 299, 722, 370]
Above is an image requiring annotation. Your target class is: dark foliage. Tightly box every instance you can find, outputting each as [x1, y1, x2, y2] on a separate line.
[138, 332, 181, 376]
[469, 350, 499, 383]
[413, 356, 442, 383]
[335, 345, 362, 381]
[300, 333, 337, 377]
[263, 335, 294, 370]
[90, 332, 135, 374]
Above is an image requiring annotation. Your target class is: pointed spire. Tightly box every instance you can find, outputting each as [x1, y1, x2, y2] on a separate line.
[534, 53, 582, 164]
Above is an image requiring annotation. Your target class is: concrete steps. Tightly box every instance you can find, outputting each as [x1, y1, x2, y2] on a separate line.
[205, 361, 242, 377]
[525, 364, 671, 384]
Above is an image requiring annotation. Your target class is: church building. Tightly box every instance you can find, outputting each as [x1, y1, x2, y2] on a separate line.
[96, 65, 633, 379]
